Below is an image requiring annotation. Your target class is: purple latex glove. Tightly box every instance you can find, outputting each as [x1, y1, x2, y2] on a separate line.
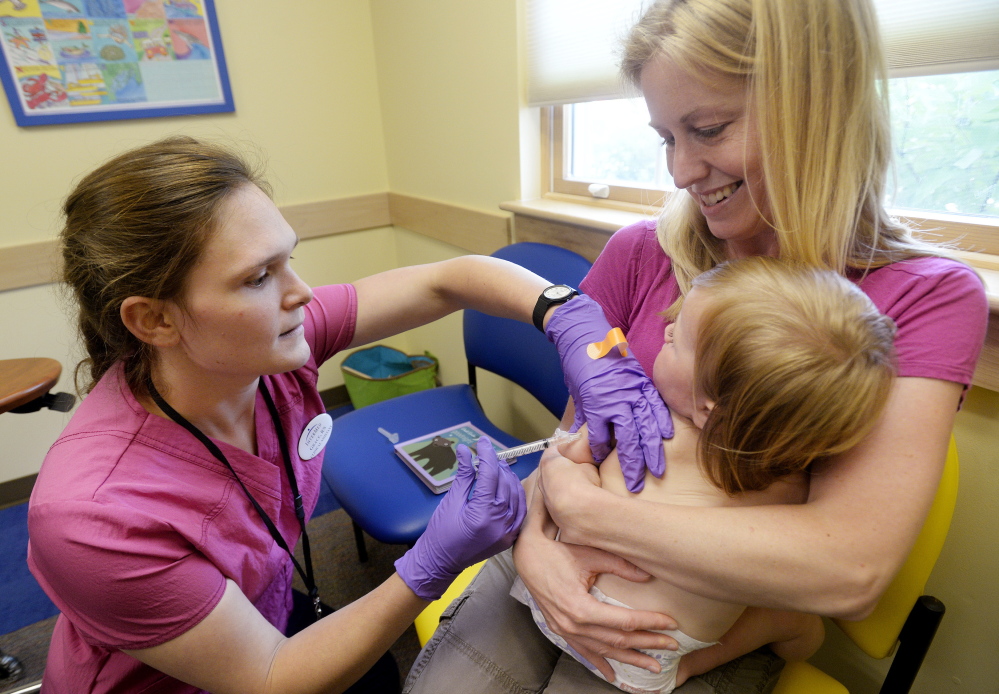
[546, 294, 674, 493]
[395, 437, 527, 600]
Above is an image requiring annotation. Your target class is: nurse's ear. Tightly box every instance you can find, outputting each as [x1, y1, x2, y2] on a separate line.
[120, 296, 181, 348]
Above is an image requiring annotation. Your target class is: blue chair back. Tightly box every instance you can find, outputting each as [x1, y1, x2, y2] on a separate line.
[463, 242, 592, 418]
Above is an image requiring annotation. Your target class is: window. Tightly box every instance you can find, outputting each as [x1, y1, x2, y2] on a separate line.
[552, 70, 999, 221]
[890, 71, 999, 217]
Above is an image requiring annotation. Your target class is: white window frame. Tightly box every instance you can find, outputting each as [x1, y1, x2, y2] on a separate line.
[542, 105, 999, 257]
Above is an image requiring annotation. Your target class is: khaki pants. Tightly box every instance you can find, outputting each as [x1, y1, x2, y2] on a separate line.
[403, 549, 784, 694]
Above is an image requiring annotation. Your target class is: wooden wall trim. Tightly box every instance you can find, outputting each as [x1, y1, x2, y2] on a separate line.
[282, 192, 391, 240]
[511, 214, 611, 263]
[905, 213, 999, 257]
[387, 192, 511, 256]
[0, 193, 395, 294]
[975, 318, 999, 394]
[0, 473, 37, 510]
[0, 191, 515, 292]
[0, 239, 61, 293]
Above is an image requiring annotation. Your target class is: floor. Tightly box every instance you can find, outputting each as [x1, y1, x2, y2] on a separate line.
[0, 507, 422, 692]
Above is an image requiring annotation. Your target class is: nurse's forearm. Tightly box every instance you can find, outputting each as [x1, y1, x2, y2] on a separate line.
[267, 574, 426, 693]
[126, 576, 427, 694]
[350, 256, 551, 347]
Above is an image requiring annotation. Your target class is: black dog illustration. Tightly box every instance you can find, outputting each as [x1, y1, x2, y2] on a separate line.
[408, 436, 458, 477]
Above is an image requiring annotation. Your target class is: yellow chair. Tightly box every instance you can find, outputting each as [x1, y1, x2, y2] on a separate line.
[417, 440, 959, 693]
[773, 435, 959, 694]
[415, 561, 486, 646]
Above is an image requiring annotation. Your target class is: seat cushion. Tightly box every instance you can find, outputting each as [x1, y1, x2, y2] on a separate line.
[771, 661, 848, 694]
[322, 385, 541, 545]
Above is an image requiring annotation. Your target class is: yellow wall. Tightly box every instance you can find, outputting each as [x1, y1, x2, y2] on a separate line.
[1, 0, 389, 250]
[0, 0, 395, 479]
[367, 0, 556, 440]
[370, 0, 524, 210]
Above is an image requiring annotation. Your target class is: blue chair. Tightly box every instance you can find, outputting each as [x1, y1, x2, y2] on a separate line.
[322, 242, 592, 559]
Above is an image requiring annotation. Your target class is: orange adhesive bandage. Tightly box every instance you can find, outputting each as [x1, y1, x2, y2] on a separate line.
[587, 327, 629, 359]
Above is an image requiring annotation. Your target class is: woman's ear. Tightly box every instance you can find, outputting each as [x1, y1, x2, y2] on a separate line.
[120, 297, 179, 347]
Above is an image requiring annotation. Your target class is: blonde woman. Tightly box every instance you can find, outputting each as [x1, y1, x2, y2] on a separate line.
[404, 1, 988, 692]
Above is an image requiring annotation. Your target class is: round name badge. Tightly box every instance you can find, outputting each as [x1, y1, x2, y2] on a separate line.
[298, 413, 333, 460]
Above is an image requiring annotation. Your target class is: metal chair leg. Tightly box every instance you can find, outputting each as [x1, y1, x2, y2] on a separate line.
[352, 520, 368, 562]
[0, 648, 24, 682]
[880, 595, 945, 694]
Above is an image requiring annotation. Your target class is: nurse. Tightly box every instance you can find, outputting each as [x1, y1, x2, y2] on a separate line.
[27, 136, 669, 694]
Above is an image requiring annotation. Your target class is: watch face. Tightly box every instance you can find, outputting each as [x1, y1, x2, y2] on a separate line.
[545, 285, 573, 300]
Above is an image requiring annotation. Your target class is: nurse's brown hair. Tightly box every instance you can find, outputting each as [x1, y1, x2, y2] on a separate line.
[60, 136, 269, 397]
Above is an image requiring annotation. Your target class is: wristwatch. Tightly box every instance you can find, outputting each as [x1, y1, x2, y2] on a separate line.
[532, 284, 579, 332]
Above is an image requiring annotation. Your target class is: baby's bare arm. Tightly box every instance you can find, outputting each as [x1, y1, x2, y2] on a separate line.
[675, 608, 824, 687]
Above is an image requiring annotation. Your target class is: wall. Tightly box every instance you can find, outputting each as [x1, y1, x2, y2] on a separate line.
[370, 0, 523, 209]
[0, 0, 394, 482]
[369, 0, 557, 441]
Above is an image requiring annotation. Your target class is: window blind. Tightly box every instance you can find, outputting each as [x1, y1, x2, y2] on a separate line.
[525, 0, 999, 106]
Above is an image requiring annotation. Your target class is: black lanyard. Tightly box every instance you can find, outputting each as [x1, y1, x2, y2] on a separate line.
[148, 378, 324, 622]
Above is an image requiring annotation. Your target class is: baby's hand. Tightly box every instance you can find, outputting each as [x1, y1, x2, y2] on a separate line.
[558, 424, 596, 465]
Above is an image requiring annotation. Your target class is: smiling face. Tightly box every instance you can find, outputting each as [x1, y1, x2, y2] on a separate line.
[167, 184, 314, 383]
[641, 53, 776, 259]
[652, 286, 713, 426]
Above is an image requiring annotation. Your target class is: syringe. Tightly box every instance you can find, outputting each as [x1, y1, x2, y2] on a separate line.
[495, 429, 581, 461]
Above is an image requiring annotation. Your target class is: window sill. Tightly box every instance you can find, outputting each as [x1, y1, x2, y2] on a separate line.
[502, 194, 999, 311]
[501, 194, 999, 392]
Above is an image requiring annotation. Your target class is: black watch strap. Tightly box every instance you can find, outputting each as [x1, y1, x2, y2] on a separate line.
[533, 285, 579, 332]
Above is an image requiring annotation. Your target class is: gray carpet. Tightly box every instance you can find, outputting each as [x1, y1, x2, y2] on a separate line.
[0, 509, 423, 692]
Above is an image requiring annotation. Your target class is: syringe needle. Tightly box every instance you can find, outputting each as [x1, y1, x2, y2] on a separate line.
[495, 430, 581, 460]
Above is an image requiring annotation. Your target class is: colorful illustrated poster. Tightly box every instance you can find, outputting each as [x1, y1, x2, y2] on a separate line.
[0, 0, 233, 126]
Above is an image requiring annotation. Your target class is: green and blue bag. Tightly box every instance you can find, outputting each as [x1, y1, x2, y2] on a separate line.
[340, 344, 439, 408]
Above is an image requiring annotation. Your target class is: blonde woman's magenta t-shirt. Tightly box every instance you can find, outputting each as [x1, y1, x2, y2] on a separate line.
[580, 219, 988, 393]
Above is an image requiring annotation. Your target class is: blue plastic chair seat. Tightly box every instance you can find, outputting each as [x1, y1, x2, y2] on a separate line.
[322, 243, 591, 553]
[323, 384, 541, 546]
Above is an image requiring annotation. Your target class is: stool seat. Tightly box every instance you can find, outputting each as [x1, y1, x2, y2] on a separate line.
[0, 358, 62, 415]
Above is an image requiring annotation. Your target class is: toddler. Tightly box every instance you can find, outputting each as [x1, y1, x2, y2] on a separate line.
[513, 257, 897, 694]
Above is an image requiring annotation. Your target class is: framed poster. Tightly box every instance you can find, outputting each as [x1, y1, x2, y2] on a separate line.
[0, 0, 234, 126]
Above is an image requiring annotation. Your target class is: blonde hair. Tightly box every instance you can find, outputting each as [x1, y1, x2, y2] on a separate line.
[61, 136, 270, 397]
[621, 0, 942, 317]
[690, 257, 896, 494]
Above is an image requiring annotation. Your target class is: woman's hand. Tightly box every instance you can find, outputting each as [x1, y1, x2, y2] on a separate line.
[537, 443, 606, 533]
[557, 423, 596, 466]
[396, 437, 527, 600]
[545, 294, 673, 492]
[512, 452, 678, 681]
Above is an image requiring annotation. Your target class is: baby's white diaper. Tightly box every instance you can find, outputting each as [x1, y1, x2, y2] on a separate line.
[511, 578, 715, 694]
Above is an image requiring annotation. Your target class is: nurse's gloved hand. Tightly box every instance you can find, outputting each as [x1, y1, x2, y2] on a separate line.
[546, 294, 674, 493]
[395, 437, 526, 601]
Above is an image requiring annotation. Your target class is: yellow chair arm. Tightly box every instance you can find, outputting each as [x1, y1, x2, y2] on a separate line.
[414, 561, 486, 647]
[772, 661, 848, 694]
